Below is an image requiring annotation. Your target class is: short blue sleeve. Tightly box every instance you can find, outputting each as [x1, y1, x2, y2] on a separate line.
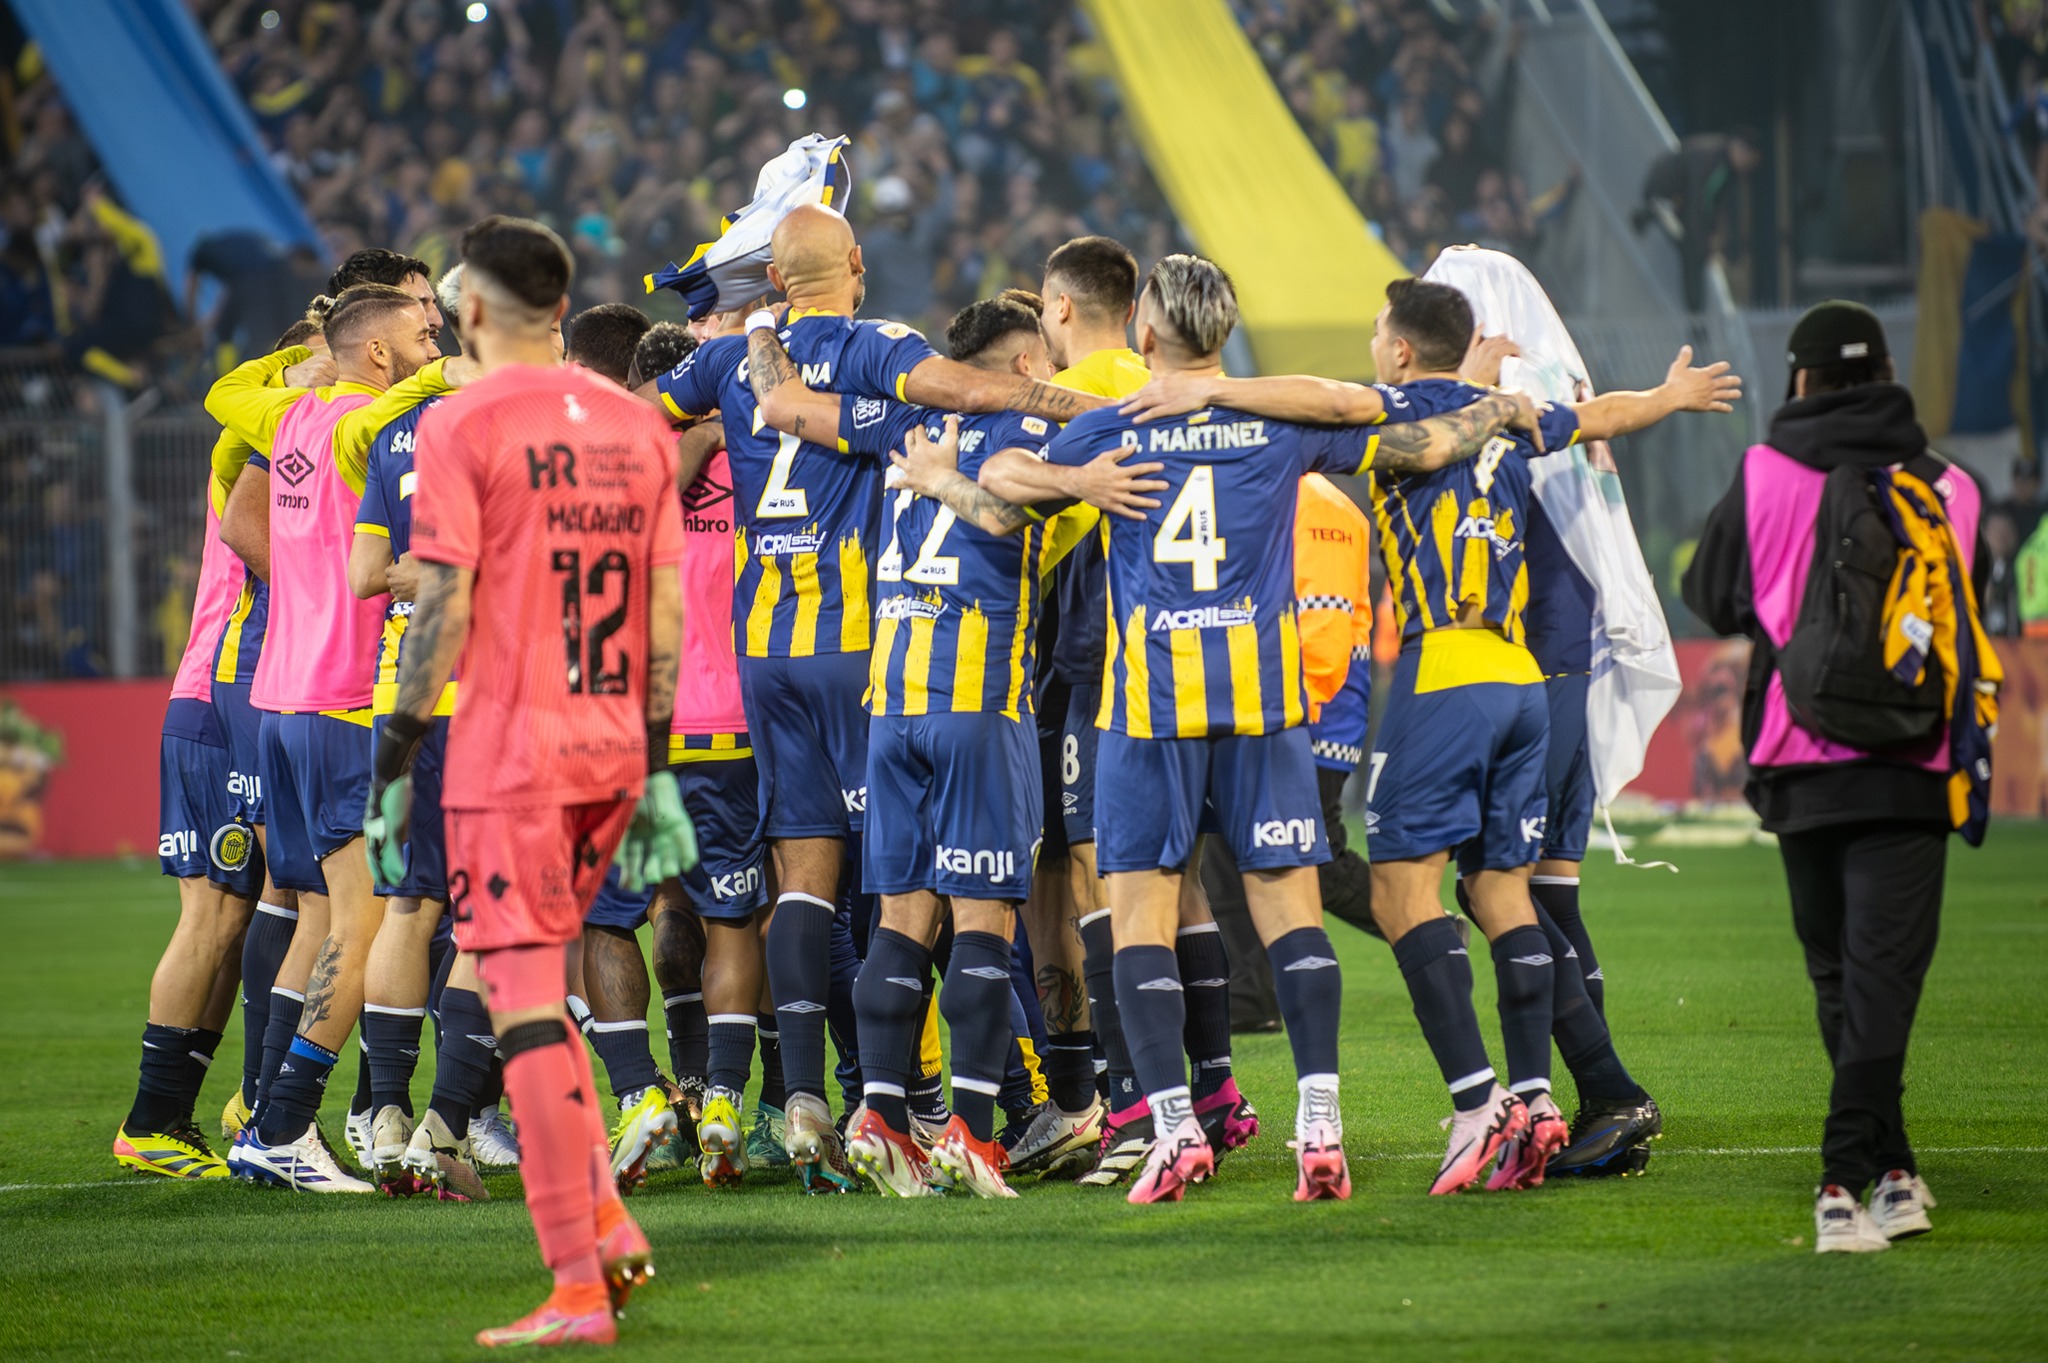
[840, 396, 935, 458]
[839, 320, 941, 401]
[1043, 408, 1124, 469]
[1297, 422, 1378, 478]
[656, 335, 741, 420]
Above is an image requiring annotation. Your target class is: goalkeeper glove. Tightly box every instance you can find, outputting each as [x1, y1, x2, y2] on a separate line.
[364, 712, 428, 887]
[615, 769, 698, 893]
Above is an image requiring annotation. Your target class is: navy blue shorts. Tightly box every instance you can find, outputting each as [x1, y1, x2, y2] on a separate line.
[211, 678, 266, 825]
[1060, 679, 1102, 847]
[1035, 681, 1070, 862]
[1541, 672, 1594, 862]
[585, 864, 654, 930]
[259, 711, 372, 894]
[1094, 726, 1327, 875]
[738, 651, 870, 839]
[676, 751, 768, 919]
[372, 715, 448, 899]
[159, 699, 260, 896]
[864, 712, 1041, 901]
[1367, 650, 1549, 873]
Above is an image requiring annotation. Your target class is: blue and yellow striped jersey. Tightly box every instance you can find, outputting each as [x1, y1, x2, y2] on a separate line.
[1044, 403, 1379, 739]
[1370, 378, 1580, 652]
[854, 404, 1059, 719]
[655, 311, 937, 659]
[1046, 348, 1153, 685]
[354, 396, 456, 716]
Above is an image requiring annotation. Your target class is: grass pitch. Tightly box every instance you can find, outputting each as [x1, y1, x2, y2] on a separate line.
[3, 827, 2046, 1363]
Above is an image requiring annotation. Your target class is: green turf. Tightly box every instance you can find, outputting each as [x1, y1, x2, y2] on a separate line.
[3, 828, 2047, 1362]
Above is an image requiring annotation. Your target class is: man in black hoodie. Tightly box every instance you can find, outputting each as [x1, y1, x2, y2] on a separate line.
[1683, 301, 1988, 1254]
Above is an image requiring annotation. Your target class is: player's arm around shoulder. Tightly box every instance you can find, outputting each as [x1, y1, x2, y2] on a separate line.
[902, 351, 1113, 425]
[204, 344, 313, 455]
[976, 409, 1165, 522]
[746, 316, 850, 449]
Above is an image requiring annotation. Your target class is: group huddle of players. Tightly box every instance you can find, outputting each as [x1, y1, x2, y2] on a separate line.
[114, 204, 1738, 1346]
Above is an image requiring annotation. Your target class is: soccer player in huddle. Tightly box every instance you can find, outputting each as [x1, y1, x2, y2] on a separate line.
[652, 203, 1111, 1190]
[206, 282, 462, 1191]
[1126, 276, 1735, 1192]
[370, 215, 693, 1346]
[741, 292, 1167, 1196]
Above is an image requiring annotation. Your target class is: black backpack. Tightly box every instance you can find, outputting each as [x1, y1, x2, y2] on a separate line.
[1774, 463, 1945, 751]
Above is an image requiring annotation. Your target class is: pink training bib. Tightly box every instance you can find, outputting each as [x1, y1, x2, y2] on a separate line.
[169, 485, 246, 705]
[670, 448, 747, 738]
[251, 388, 390, 712]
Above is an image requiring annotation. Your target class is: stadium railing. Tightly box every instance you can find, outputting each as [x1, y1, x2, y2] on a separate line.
[1, 362, 217, 683]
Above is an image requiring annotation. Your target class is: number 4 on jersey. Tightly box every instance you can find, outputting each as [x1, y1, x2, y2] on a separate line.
[1153, 464, 1227, 591]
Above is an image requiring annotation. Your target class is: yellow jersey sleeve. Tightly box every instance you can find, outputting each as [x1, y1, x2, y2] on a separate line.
[204, 346, 313, 456]
[331, 359, 452, 496]
[208, 429, 256, 517]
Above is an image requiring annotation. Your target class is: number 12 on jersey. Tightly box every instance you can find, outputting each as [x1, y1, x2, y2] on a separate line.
[1153, 464, 1227, 591]
[552, 548, 632, 695]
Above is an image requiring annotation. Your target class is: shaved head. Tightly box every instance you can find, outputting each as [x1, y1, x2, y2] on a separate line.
[768, 204, 863, 308]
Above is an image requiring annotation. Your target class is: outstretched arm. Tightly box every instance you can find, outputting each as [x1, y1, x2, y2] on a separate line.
[1370, 393, 1546, 475]
[901, 353, 1111, 423]
[1119, 371, 1390, 426]
[1573, 345, 1742, 442]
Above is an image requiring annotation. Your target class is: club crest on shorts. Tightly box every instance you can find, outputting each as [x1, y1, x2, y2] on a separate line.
[209, 821, 254, 873]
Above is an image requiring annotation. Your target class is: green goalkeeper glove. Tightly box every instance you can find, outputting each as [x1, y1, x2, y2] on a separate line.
[615, 769, 698, 893]
[364, 712, 428, 887]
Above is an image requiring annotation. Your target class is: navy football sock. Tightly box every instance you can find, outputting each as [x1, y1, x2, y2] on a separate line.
[755, 1013, 787, 1110]
[1392, 916, 1495, 1112]
[255, 987, 304, 1114]
[763, 893, 835, 1102]
[1491, 924, 1556, 1101]
[238, 902, 295, 1106]
[706, 1014, 754, 1095]
[349, 1036, 372, 1114]
[1176, 924, 1234, 1099]
[586, 1018, 662, 1100]
[256, 1035, 337, 1144]
[362, 1005, 425, 1115]
[941, 932, 1017, 1143]
[128, 1023, 198, 1133]
[997, 987, 1037, 1120]
[1534, 904, 1644, 1104]
[663, 991, 708, 1086]
[851, 928, 931, 1131]
[179, 1028, 224, 1125]
[827, 905, 864, 1111]
[1266, 927, 1342, 1079]
[1111, 944, 1188, 1103]
[1080, 910, 1139, 1108]
[1532, 875, 1602, 1014]
[427, 987, 495, 1139]
[1042, 1031, 1096, 1113]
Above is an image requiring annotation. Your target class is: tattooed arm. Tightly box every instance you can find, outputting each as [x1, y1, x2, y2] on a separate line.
[901, 354, 1113, 423]
[389, 560, 472, 725]
[747, 325, 849, 446]
[1370, 392, 1546, 476]
[644, 562, 681, 739]
[888, 416, 1032, 536]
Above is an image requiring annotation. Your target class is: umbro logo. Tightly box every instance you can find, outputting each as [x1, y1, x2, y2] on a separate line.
[779, 1000, 827, 1014]
[488, 873, 510, 899]
[682, 474, 734, 512]
[961, 966, 1009, 981]
[1282, 956, 1338, 971]
[1509, 954, 1554, 967]
[274, 448, 315, 487]
[1135, 977, 1183, 992]
[1186, 977, 1230, 988]
[466, 1033, 498, 1050]
[885, 976, 922, 990]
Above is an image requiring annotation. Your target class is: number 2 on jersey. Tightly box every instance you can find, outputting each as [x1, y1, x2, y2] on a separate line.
[757, 426, 809, 518]
[552, 548, 632, 695]
[876, 490, 960, 585]
[1153, 464, 1227, 590]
